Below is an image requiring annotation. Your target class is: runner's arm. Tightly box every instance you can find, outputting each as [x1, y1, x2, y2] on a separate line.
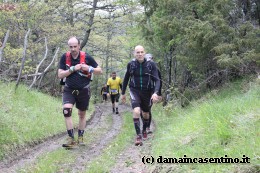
[107, 85, 110, 94]
[151, 63, 160, 94]
[121, 63, 131, 95]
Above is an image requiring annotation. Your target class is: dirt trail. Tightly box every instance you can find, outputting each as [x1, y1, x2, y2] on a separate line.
[0, 102, 157, 173]
[110, 121, 156, 173]
[0, 103, 129, 172]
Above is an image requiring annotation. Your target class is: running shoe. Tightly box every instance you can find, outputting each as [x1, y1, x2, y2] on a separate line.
[135, 135, 143, 146]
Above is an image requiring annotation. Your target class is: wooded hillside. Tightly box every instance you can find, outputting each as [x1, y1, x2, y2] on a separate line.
[0, 0, 259, 105]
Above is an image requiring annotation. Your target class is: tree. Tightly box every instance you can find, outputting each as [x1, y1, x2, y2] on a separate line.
[139, 0, 259, 105]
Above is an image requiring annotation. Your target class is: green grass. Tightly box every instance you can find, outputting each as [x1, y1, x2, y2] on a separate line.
[150, 77, 260, 172]
[0, 82, 93, 160]
[19, 149, 77, 173]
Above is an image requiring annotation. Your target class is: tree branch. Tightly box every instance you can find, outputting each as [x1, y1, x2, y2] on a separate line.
[15, 29, 31, 91]
[28, 37, 48, 91]
[0, 30, 10, 64]
[37, 47, 60, 89]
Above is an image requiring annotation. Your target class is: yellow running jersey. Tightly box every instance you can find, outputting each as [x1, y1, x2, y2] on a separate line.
[107, 77, 122, 95]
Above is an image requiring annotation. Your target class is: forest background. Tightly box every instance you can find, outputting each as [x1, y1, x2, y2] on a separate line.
[0, 1, 259, 172]
[0, 0, 259, 104]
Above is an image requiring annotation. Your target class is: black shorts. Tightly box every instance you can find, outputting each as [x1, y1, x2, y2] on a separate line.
[110, 94, 120, 103]
[62, 86, 91, 111]
[129, 88, 153, 112]
[102, 94, 107, 100]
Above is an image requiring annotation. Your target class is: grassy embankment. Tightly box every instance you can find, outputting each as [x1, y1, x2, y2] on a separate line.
[0, 82, 93, 160]
[149, 77, 259, 172]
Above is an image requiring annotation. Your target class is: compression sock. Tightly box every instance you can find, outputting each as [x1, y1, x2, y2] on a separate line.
[67, 129, 74, 138]
[78, 129, 85, 137]
[133, 118, 141, 135]
[143, 118, 149, 132]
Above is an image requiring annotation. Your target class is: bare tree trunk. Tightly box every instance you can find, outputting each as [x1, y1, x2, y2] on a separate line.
[37, 47, 60, 89]
[67, 0, 74, 26]
[0, 30, 10, 64]
[15, 29, 30, 91]
[256, 0, 260, 25]
[51, 58, 60, 96]
[106, 12, 113, 80]
[168, 51, 172, 86]
[173, 55, 177, 85]
[28, 37, 48, 90]
[80, 0, 98, 50]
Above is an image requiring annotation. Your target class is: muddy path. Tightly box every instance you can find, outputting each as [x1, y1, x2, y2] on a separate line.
[110, 120, 156, 173]
[0, 103, 131, 172]
[0, 102, 157, 173]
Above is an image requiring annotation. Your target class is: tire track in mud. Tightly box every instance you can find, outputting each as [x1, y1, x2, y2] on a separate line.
[0, 103, 131, 173]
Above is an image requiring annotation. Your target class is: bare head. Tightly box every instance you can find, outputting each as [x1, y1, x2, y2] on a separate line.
[111, 71, 116, 79]
[68, 37, 80, 57]
[134, 45, 145, 63]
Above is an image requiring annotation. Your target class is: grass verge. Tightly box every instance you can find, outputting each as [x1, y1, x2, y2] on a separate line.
[149, 77, 259, 172]
[0, 82, 94, 160]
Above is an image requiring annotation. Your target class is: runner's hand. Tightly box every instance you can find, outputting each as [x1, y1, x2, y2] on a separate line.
[121, 95, 126, 104]
[151, 93, 159, 103]
[74, 64, 82, 71]
[81, 64, 91, 72]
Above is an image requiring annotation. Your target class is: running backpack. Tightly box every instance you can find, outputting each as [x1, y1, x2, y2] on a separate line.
[60, 51, 92, 85]
[129, 59, 153, 76]
[129, 59, 154, 90]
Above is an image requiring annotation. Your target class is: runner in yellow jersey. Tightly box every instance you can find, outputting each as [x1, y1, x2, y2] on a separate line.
[107, 72, 122, 114]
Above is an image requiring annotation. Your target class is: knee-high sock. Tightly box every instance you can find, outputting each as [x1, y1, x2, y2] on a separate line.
[78, 129, 85, 137]
[67, 129, 74, 138]
[133, 118, 141, 135]
[143, 118, 149, 132]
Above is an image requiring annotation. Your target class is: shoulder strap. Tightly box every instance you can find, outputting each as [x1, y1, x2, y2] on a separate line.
[129, 59, 136, 75]
[146, 60, 153, 72]
[66, 51, 87, 66]
[65, 51, 71, 66]
[79, 51, 92, 79]
[79, 51, 86, 64]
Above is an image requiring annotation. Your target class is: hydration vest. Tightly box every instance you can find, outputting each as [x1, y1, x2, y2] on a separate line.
[65, 51, 92, 79]
[129, 59, 154, 90]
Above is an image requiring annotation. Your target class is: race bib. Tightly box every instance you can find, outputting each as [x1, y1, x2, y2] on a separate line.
[111, 89, 118, 94]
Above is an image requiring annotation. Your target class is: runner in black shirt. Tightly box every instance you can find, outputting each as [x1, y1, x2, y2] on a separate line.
[58, 37, 102, 148]
[121, 45, 160, 146]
